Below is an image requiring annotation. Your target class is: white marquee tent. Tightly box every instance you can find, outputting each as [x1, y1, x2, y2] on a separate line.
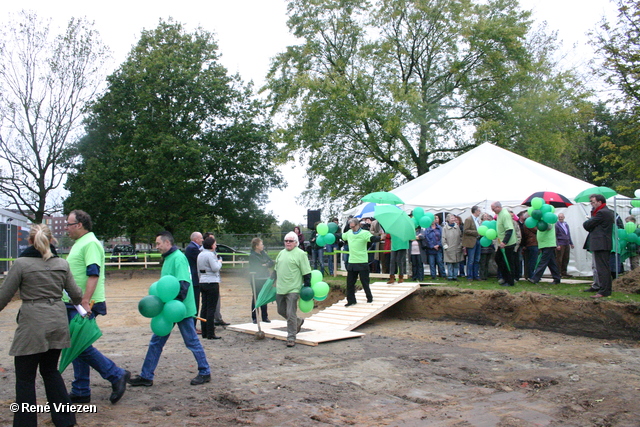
[344, 143, 631, 277]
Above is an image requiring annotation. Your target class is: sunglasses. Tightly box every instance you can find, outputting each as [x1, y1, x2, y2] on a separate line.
[284, 240, 295, 243]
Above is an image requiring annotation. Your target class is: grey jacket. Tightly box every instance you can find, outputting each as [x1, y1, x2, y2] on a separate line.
[197, 250, 222, 284]
[0, 254, 83, 356]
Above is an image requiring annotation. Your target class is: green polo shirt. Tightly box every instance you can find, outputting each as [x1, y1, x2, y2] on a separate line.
[537, 225, 557, 249]
[497, 209, 517, 246]
[274, 247, 312, 295]
[342, 229, 373, 264]
[64, 232, 106, 303]
[161, 248, 196, 318]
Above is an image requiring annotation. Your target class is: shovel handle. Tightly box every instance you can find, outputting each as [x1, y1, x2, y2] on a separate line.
[196, 317, 207, 322]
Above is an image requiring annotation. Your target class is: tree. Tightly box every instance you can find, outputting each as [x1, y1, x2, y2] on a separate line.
[0, 11, 109, 223]
[266, 0, 582, 209]
[589, 0, 640, 194]
[64, 19, 282, 242]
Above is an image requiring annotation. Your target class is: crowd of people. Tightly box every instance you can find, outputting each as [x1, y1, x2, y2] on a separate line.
[0, 194, 624, 425]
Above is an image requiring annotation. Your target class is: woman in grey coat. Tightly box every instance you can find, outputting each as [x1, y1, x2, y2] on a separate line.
[0, 224, 85, 427]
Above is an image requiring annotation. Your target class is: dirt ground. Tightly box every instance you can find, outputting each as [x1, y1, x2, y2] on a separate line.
[1, 269, 639, 427]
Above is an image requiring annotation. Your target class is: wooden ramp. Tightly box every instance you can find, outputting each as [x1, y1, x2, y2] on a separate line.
[227, 281, 420, 346]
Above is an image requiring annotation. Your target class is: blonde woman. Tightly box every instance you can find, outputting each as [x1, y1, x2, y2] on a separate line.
[0, 224, 85, 427]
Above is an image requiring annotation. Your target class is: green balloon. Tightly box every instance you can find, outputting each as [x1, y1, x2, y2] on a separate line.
[324, 233, 336, 245]
[298, 298, 314, 313]
[413, 207, 425, 220]
[300, 286, 315, 301]
[618, 228, 628, 240]
[162, 300, 187, 323]
[314, 293, 328, 302]
[628, 242, 638, 252]
[540, 204, 553, 214]
[537, 220, 549, 231]
[317, 223, 329, 236]
[138, 295, 164, 318]
[524, 217, 538, 229]
[328, 222, 339, 234]
[156, 275, 180, 303]
[480, 236, 493, 247]
[316, 235, 326, 247]
[311, 281, 330, 299]
[477, 225, 488, 236]
[542, 212, 558, 224]
[412, 217, 419, 228]
[481, 220, 492, 228]
[149, 281, 158, 296]
[485, 229, 497, 240]
[531, 209, 543, 220]
[425, 212, 435, 221]
[627, 233, 638, 244]
[419, 216, 433, 228]
[531, 197, 544, 209]
[527, 207, 534, 215]
[632, 200, 640, 207]
[151, 315, 174, 337]
[625, 222, 637, 234]
[488, 220, 497, 230]
[310, 270, 323, 285]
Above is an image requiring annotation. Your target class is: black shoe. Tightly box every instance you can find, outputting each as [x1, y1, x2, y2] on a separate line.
[69, 393, 91, 404]
[214, 320, 230, 326]
[252, 319, 257, 324]
[582, 287, 599, 292]
[128, 375, 153, 387]
[110, 370, 130, 404]
[345, 302, 356, 307]
[190, 374, 211, 385]
[367, 299, 373, 303]
[262, 319, 271, 323]
[206, 335, 222, 340]
[552, 281, 561, 285]
[297, 319, 304, 333]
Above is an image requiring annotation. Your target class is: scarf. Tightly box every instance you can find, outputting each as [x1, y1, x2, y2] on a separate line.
[592, 202, 607, 217]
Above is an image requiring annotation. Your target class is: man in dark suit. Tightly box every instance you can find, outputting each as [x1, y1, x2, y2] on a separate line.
[583, 194, 615, 298]
[185, 232, 203, 329]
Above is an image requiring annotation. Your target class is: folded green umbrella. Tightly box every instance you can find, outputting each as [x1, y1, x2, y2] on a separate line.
[59, 314, 103, 373]
[254, 278, 276, 309]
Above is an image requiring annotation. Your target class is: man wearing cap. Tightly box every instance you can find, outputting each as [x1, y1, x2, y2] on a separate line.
[274, 232, 312, 347]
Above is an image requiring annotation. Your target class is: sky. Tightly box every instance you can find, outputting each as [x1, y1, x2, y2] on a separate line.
[3, 0, 620, 225]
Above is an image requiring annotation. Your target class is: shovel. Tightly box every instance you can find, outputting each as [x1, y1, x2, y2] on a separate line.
[251, 273, 266, 340]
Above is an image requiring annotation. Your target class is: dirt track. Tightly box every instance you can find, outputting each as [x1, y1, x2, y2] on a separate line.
[0, 269, 639, 426]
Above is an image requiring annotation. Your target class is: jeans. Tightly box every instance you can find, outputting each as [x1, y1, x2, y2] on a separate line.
[312, 248, 325, 273]
[410, 254, 424, 281]
[446, 263, 459, 279]
[66, 304, 124, 397]
[15, 349, 75, 427]
[389, 249, 407, 276]
[436, 249, 446, 277]
[466, 240, 481, 279]
[276, 293, 302, 340]
[325, 244, 338, 275]
[523, 246, 539, 279]
[140, 316, 210, 380]
[342, 244, 349, 270]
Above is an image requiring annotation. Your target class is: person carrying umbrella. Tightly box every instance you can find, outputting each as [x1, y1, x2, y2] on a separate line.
[0, 224, 86, 427]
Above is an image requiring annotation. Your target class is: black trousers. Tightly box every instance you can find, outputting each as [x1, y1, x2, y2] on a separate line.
[346, 263, 372, 304]
[495, 244, 517, 285]
[14, 349, 75, 427]
[200, 282, 220, 338]
[593, 250, 612, 296]
[530, 247, 561, 283]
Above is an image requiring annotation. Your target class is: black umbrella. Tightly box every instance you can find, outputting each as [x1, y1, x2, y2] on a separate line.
[522, 191, 573, 208]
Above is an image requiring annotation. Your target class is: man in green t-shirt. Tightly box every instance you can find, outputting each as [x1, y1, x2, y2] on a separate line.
[342, 218, 383, 306]
[491, 201, 517, 286]
[528, 223, 562, 284]
[274, 232, 312, 347]
[129, 231, 211, 386]
[64, 209, 130, 404]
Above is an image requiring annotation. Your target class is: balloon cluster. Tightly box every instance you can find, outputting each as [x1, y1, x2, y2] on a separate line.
[315, 222, 339, 246]
[298, 269, 330, 313]
[523, 197, 558, 232]
[477, 219, 498, 247]
[412, 207, 435, 228]
[618, 221, 640, 255]
[137, 275, 187, 336]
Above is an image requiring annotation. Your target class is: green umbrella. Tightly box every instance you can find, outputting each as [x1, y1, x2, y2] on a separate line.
[254, 278, 276, 309]
[361, 191, 404, 205]
[574, 186, 617, 203]
[59, 314, 103, 373]
[373, 205, 415, 242]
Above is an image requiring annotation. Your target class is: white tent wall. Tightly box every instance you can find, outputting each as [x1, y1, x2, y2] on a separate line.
[341, 143, 634, 277]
